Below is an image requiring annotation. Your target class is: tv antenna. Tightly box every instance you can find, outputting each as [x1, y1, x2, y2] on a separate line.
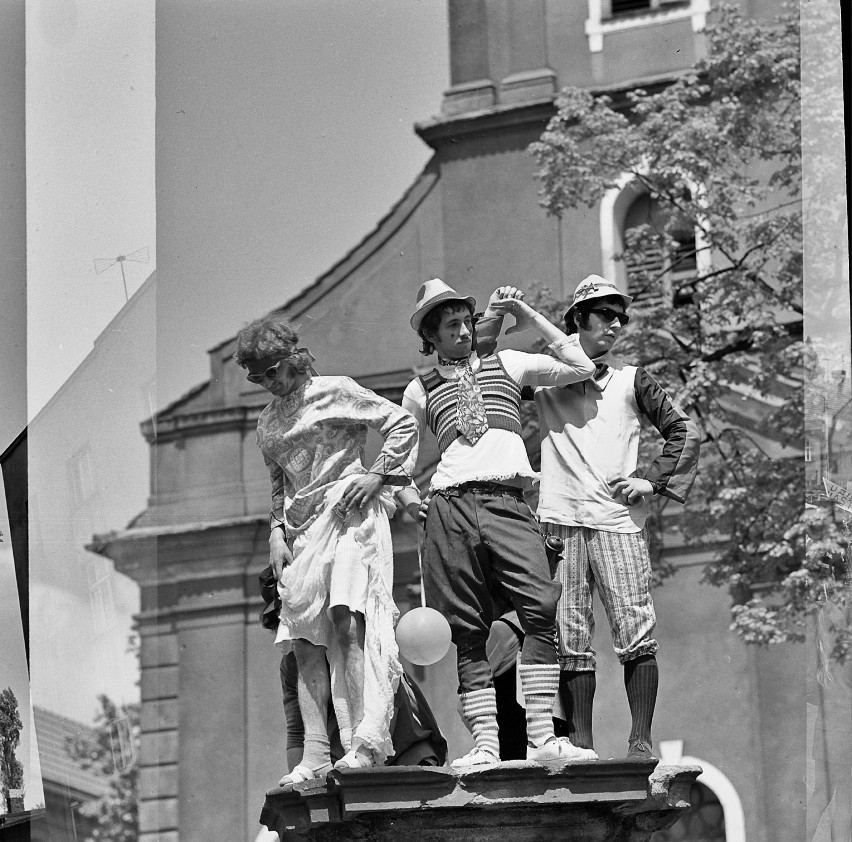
[93, 246, 149, 302]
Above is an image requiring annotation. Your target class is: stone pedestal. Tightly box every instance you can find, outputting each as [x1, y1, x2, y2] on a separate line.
[259, 761, 700, 842]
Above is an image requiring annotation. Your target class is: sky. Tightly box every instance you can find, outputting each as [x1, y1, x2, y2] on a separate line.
[22, 0, 450, 422]
[25, 0, 157, 420]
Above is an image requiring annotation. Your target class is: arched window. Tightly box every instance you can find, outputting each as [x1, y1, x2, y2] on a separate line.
[651, 781, 727, 841]
[599, 175, 707, 307]
[620, 190, 697, 306]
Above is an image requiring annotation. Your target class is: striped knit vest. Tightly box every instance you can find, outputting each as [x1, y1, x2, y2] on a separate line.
[419, 354, 522, 453]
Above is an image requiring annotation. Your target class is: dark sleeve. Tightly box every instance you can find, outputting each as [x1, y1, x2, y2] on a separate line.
[472, 313, 504, 357]
[281, 650, 304, 751]
[633, 368, 701, 503]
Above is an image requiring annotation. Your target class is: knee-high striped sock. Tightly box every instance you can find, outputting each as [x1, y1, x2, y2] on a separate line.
[624, 655, 658, 743]
[460, 688, 500, 758]
[518, 663, 560, 748]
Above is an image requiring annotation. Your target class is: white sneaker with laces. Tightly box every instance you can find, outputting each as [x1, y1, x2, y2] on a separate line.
[526, 737, 598, 762]
[450, 746, 501, 770]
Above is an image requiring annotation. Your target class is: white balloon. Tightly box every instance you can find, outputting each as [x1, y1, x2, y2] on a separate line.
[396, 607, 452, 666]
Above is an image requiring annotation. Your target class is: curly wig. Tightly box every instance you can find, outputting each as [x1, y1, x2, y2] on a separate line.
[233, 311, 314, 372]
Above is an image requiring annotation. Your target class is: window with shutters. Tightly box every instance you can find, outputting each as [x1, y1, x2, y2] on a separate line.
[622, 191, 697, 306]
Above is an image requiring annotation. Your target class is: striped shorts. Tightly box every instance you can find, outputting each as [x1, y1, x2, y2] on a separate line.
[543, 523, 658, 670]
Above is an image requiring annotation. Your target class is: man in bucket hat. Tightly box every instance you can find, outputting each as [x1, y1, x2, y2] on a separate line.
[484, 274, 700, 760]
[402, 278, 597, 769]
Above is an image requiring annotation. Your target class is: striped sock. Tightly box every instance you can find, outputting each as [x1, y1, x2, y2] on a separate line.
[460, 688, 500, 758]
[624, 655, 658, 743]
[518, 663, 560, 748]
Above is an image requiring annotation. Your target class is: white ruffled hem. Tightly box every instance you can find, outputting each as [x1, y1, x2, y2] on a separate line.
[275, 476, 401, 762]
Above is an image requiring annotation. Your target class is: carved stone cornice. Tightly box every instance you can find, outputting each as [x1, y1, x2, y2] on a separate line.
[416, 71, 691, 150]
[141, 405, 261, 444]
[89, 516, 267, 584]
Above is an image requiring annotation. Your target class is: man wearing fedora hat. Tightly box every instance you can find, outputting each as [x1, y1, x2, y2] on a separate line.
[403, 278, 597, 769]
[485, 274, 700, 760]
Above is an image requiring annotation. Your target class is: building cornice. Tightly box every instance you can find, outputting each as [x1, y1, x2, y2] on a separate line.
[141, 404, 260, 443]
[416, 71, 690, 149]
[415, 99, 556, 149]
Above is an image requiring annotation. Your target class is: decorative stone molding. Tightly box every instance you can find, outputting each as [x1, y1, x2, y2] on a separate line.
[441, 79, 497, 117]
[499, 68, 557, 106]
[584, 0, 710, 53]
[259, 761, 701, 841]
[141, 405, 258, 444]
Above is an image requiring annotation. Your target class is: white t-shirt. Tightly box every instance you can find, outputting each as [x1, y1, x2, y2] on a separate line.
[403, 332, 593, 491]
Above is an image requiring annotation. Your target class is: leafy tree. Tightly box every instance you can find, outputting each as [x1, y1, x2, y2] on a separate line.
[65, 695, 139, 842]
[527, 3, 831, 646]
[0, 687, 25, 806]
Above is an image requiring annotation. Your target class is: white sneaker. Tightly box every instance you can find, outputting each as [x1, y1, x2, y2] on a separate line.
[277, 762, 333, 788]
[527, 737, 598, 762]
[450, 746, 501, 770]
[333, 747, 377, 770]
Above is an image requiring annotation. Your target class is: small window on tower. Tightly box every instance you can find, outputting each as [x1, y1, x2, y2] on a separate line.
[607, 0, 690, 17]
[611, 0, 652, 14]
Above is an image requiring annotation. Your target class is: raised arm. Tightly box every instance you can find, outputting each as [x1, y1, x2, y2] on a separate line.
[474, 286, 526, 356]
[488, 296, 595, 387]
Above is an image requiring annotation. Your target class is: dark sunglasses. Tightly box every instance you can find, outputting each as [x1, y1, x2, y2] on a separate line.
[587, 307, 630, 326]
[246, 359, 284, 384]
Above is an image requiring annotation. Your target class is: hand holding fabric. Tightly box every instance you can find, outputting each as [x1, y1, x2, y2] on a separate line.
[338, 472, 385, 514]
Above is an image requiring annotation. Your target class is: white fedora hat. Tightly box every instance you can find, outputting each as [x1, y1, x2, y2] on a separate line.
[410, 278, 476, 331]
[564, 274, 632, 322]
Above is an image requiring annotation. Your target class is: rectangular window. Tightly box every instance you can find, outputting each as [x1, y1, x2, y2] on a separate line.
[85, 556, 112, 588]
[67, 443, 95, 506]
[611, 0, 651, 14]
[805, 439, 812, 462]
[588, 0, 708, 52]
[108, 712, 136, 771]
[89, 575, 116, 635]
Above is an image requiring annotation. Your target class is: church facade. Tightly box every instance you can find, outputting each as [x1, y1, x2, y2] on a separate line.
[95, 3, 803, 841]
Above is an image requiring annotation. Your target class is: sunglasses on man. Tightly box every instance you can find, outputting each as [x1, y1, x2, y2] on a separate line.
[587, 307, 630, 326]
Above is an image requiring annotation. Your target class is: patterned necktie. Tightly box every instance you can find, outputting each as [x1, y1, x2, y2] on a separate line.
[454, 358, 489, 445]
